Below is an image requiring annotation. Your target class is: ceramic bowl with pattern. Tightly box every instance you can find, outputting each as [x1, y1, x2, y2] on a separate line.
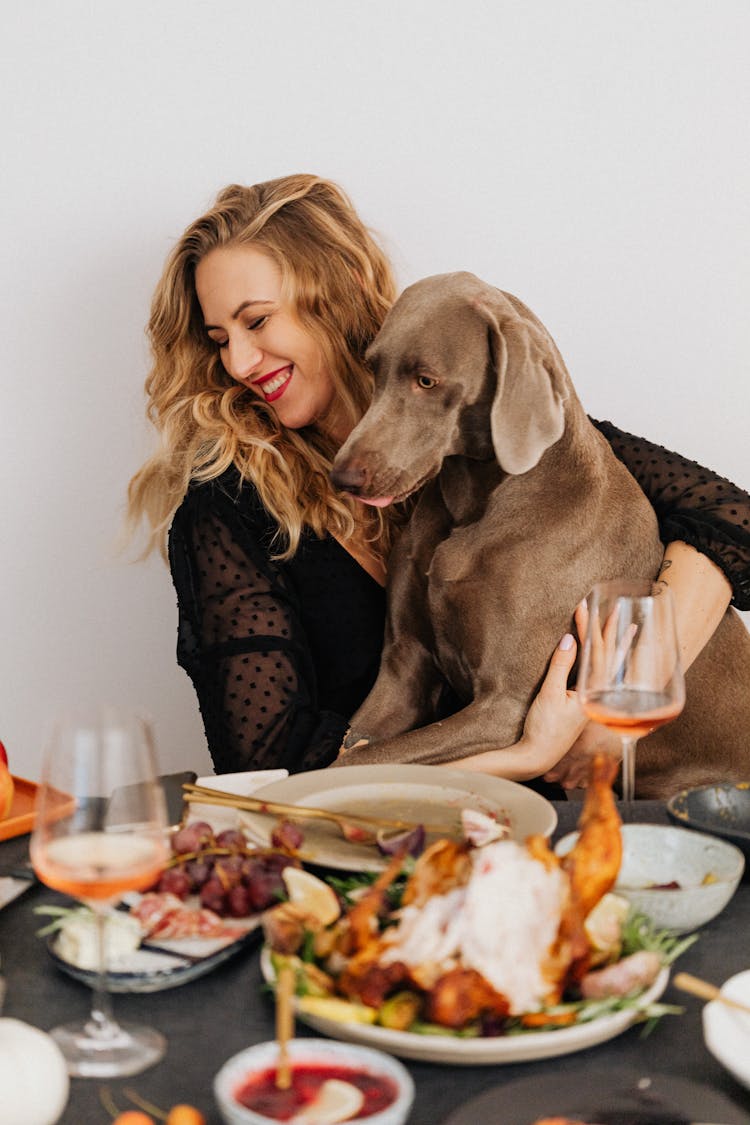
[556, 823, 744, 933]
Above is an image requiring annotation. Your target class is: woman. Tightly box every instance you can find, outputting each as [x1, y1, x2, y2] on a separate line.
[127, 174, 750, 783]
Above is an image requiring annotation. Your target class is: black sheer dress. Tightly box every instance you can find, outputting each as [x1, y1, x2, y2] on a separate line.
[168, 422, 750, 775]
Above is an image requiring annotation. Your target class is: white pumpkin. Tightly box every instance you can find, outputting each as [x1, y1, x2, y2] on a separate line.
[0, 1018, 69, 1125]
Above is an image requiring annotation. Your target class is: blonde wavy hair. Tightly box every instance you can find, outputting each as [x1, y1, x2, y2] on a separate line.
[127, 174, 399, 560]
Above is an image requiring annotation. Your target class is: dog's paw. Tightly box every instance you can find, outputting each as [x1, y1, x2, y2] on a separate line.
[341, 727, 371, 752]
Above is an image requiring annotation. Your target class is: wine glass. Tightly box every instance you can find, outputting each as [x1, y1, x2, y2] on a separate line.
[576, 580, 686, 818]
[30, 706, 169, 1077]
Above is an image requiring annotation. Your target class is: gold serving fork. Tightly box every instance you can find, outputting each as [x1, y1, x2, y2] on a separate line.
[181, 781, 458, 845]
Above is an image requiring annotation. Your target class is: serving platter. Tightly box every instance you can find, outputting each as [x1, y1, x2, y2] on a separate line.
[44, 771, 293, 994]
[440, 1067, 749, 1124]
[241, 764, 556, 872]
[260, 947, 669, 1066]
[667, 782, 750, 858]
[47, 907, 262, 993]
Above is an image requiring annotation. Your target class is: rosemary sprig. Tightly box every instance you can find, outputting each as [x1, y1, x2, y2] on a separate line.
[325, 868, 410, 910]
[620, 909, 699, 964]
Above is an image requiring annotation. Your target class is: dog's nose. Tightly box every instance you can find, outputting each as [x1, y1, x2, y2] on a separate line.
[330, 464, 367, 494]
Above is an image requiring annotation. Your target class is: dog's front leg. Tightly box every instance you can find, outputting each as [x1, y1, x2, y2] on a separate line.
[337, 693, 526, 767]
[341, 633, 447, 753]
[338, 530, 447, 755]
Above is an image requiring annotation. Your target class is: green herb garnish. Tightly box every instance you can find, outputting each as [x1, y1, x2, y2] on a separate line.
[621, 909, 699, 964]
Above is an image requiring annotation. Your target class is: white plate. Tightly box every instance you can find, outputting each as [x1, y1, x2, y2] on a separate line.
[0, 875, 34, 911]
[241, 765, 556, 872]
[260, 947, 669, 1065]
[703, 969, 750, 1091]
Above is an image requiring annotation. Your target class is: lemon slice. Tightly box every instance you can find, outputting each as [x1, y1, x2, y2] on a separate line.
[282, 867, 341, 927]
[585, 892, 630, 960]
[293, 1078, 365, 1124]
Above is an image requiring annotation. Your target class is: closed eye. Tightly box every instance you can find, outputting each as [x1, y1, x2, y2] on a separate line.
[207, 314, 269, 349]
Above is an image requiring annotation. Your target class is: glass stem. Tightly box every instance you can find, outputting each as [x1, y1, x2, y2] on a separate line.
[620, 735, 638, 818]
[85, 905, 119, 1041]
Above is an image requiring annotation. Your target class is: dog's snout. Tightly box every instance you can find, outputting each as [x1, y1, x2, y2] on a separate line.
[330, 464, 368, 494]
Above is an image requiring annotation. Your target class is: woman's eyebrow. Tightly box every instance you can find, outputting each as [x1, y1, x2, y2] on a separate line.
[204, 298, 273, 330]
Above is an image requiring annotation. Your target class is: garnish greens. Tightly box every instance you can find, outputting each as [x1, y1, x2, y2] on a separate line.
[620, 909, 698, 964]
[34, 904, 96, 937]
[325, 869, 411, 910]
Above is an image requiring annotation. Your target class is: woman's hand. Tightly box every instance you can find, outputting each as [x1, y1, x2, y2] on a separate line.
[450, 634, 587, 780]
[543, 723, 622, 789]
[542, 597, 622, 789]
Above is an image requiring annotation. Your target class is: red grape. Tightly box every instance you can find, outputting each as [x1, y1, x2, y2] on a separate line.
[172, 821, 215, 855]
[157, 867, 192, 899]
[270, 819, 304, 851]
[213, 857, 243, 891]
[185, 857, 214, 890]
[245, 867, 285, 911]
[199, 878, 227, 914]
[215, 828, 246, 850]
[226, 884, 253, 917]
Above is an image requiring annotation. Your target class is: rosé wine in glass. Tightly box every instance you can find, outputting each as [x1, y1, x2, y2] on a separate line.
[30, 706, 169, 1077]
[577, 581, 685, 817]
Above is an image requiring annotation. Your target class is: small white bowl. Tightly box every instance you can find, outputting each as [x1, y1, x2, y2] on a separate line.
[214, 1038, 415, 1125]
[555, 823, 744, 933]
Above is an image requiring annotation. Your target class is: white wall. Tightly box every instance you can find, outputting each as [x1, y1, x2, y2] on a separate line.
[2, 1, 748, 781]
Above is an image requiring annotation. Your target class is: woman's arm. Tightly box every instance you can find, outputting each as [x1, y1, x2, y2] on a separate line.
[169, 482, 345, 774]
[657, 540, 732, 670]
[591, 420, 750, 609]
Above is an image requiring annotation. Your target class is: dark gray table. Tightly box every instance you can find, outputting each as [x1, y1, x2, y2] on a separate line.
[1, 802, 749, 1124]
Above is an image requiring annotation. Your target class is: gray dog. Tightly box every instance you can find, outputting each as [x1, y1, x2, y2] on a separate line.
[330, 271, 750, 797]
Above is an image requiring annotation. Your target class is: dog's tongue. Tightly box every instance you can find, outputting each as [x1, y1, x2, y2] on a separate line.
[354, 495, 394, 508]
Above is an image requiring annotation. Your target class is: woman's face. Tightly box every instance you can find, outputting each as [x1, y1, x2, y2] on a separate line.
[195, 244, 345, 438]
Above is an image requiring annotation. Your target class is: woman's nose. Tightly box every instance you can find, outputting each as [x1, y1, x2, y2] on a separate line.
[224, 336, 263, 382]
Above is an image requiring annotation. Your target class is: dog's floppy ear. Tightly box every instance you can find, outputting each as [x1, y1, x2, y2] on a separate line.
[476, 298, 567, 475]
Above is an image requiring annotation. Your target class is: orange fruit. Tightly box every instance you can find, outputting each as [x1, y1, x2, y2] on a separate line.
[167, 1106, 206, 1125]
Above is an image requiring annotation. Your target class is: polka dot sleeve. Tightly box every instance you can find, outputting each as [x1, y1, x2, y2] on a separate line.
[168, 481, 345, 774]
[592, 419, 750, 609]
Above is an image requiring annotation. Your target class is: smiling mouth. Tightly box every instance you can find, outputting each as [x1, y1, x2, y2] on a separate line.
[253, 365, 293, 401]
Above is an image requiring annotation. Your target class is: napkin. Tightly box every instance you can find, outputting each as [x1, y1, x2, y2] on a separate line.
[0, 876, 32, 912]
[188, 769, 289, 833]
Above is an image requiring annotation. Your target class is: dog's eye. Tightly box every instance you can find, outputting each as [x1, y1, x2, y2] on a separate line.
[416, 374, 438, 390]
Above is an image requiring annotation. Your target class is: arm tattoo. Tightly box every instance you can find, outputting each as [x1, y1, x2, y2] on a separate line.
[656, 557, 673, 591]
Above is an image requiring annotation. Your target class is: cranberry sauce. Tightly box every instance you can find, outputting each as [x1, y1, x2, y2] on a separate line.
[235, 1062, 398, 1121]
